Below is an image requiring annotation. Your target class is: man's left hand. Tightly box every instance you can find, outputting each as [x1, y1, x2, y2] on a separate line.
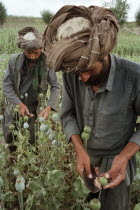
[101, 154, 128, 189]
[39, 106, 51, 120]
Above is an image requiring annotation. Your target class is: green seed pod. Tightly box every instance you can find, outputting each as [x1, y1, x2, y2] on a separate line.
[9, 124, 15, 131]
[90, 198, 101, 210]
[5, 144, 9, 149]
[133, 203, 140, 210]
[52, 113, 60, 122]
[39, 107, 43, 111]
[99, 177, 108, 187]
[40, 124, 49, 132]
[23, 122, 29, 129]
[81, 132, 90, 141]
[14, 169, 20, 176]
[24, 116, 29, 122]
[15, 180, 25, 192]
[38, 116, 45, 123]
[38, 93, 44, 98]
[84, 125, 92, 134]
[0, 115, 3, 120]
[49, 133, 55, 141]
[16, 105, 20, 109]
[17, 175, 25, 183]
[14, 108, 19, 113]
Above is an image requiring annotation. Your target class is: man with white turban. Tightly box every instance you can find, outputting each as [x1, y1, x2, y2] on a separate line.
[3, 27, 61, 151]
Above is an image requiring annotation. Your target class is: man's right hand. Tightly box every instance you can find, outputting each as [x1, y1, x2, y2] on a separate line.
[18, 102, 30, 116]
[71, 134, 93, 179]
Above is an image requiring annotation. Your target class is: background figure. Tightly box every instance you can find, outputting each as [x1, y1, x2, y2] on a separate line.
[3, 26, 61, 150]
[43, 5, 140, 210]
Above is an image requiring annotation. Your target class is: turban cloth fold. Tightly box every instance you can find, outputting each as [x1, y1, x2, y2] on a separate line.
[43, 5, 119, 73]
[16, 27, 42, 50]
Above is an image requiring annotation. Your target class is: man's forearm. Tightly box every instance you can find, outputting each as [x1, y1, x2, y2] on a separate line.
[119, 142, 139, 161]
[71, 134, 86, 156]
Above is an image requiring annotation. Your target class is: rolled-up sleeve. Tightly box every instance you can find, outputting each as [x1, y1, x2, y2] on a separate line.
[129, 91, 140, 147]
[47, 70, 61, 111]
[60, 74, 80, 142]
[3, 57, 21, 105]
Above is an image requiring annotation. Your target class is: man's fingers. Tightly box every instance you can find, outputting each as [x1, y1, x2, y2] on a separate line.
[94, 167, 100, 176]
[100, 172, 112, 180]
[44, 113, 49, 120]
[29, 114, 34, 118]
[25, 108, 30, 115]
[104, 173, 111, 179]
[103, 173, 122, 189]
[85, 165, 93, 178]
[76, 167, 84, 177]
[76, 165, 92, 178]
[94, 177, 101, 189]
[38, 110, 45, 117]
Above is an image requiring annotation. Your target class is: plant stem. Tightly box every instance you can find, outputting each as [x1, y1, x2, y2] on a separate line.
[18, 191, 24, 210]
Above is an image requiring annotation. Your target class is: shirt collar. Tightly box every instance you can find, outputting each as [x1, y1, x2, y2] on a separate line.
[105, 54, 116, 91]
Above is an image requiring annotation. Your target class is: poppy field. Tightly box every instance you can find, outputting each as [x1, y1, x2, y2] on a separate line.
[0, 17, 140, 209]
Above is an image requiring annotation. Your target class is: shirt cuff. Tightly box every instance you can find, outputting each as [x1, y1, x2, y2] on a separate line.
[63, 124, 81, 143]
[129, 132, 140, 147]
[47, 101, 57, 111]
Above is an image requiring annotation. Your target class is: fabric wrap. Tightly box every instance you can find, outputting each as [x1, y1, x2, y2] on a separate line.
[16, 27, 42, 50]
[43, 5, 119, 73]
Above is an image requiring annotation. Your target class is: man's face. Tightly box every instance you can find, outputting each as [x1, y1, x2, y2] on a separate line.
[79, 58, 109, 86]
[24, 48, 42, 61]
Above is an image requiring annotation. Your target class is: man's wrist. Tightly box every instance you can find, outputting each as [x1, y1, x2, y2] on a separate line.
[71, 134, 85, 156]
[119, 142, 139, 161]
[45, 106, 51, 111]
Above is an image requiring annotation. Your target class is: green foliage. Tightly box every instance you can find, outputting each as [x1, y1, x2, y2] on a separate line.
[41, 10, 54, 24]
[135, 8, 140, 26]
[0, 2, 7, 25]
[103, 0, 129, 25]
[113, 31, 140, 61]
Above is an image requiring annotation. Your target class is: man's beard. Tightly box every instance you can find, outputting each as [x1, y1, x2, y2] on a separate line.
[85, 60, 109, 86]
[28, 58, 38, 66]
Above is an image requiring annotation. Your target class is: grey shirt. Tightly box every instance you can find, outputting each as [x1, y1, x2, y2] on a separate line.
[3, 53, 61, 111]
[61, 54, 140, 157]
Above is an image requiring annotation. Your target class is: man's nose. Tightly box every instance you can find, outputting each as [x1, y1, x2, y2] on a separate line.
[80, 72, 90, 83]
[30, 54, 36, 60]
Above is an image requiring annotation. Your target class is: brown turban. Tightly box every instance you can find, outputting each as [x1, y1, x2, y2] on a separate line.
[16, 27, 42, 51]
[43, 5, 119, 73]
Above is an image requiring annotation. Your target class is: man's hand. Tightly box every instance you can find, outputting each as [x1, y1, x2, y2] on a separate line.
[71, 134, 93, 178]
[76, 148, 92, 178]
[101, 142, 139, 189]
[101, 154, 128, 189]
[19, 102, 30, 116]
[39, 106, 51, 120]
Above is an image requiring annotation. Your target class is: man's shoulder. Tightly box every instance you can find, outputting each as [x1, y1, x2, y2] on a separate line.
[9, 53, 24, 69]
[10, 53, 23, 61]
[115, 55, 140, 74]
